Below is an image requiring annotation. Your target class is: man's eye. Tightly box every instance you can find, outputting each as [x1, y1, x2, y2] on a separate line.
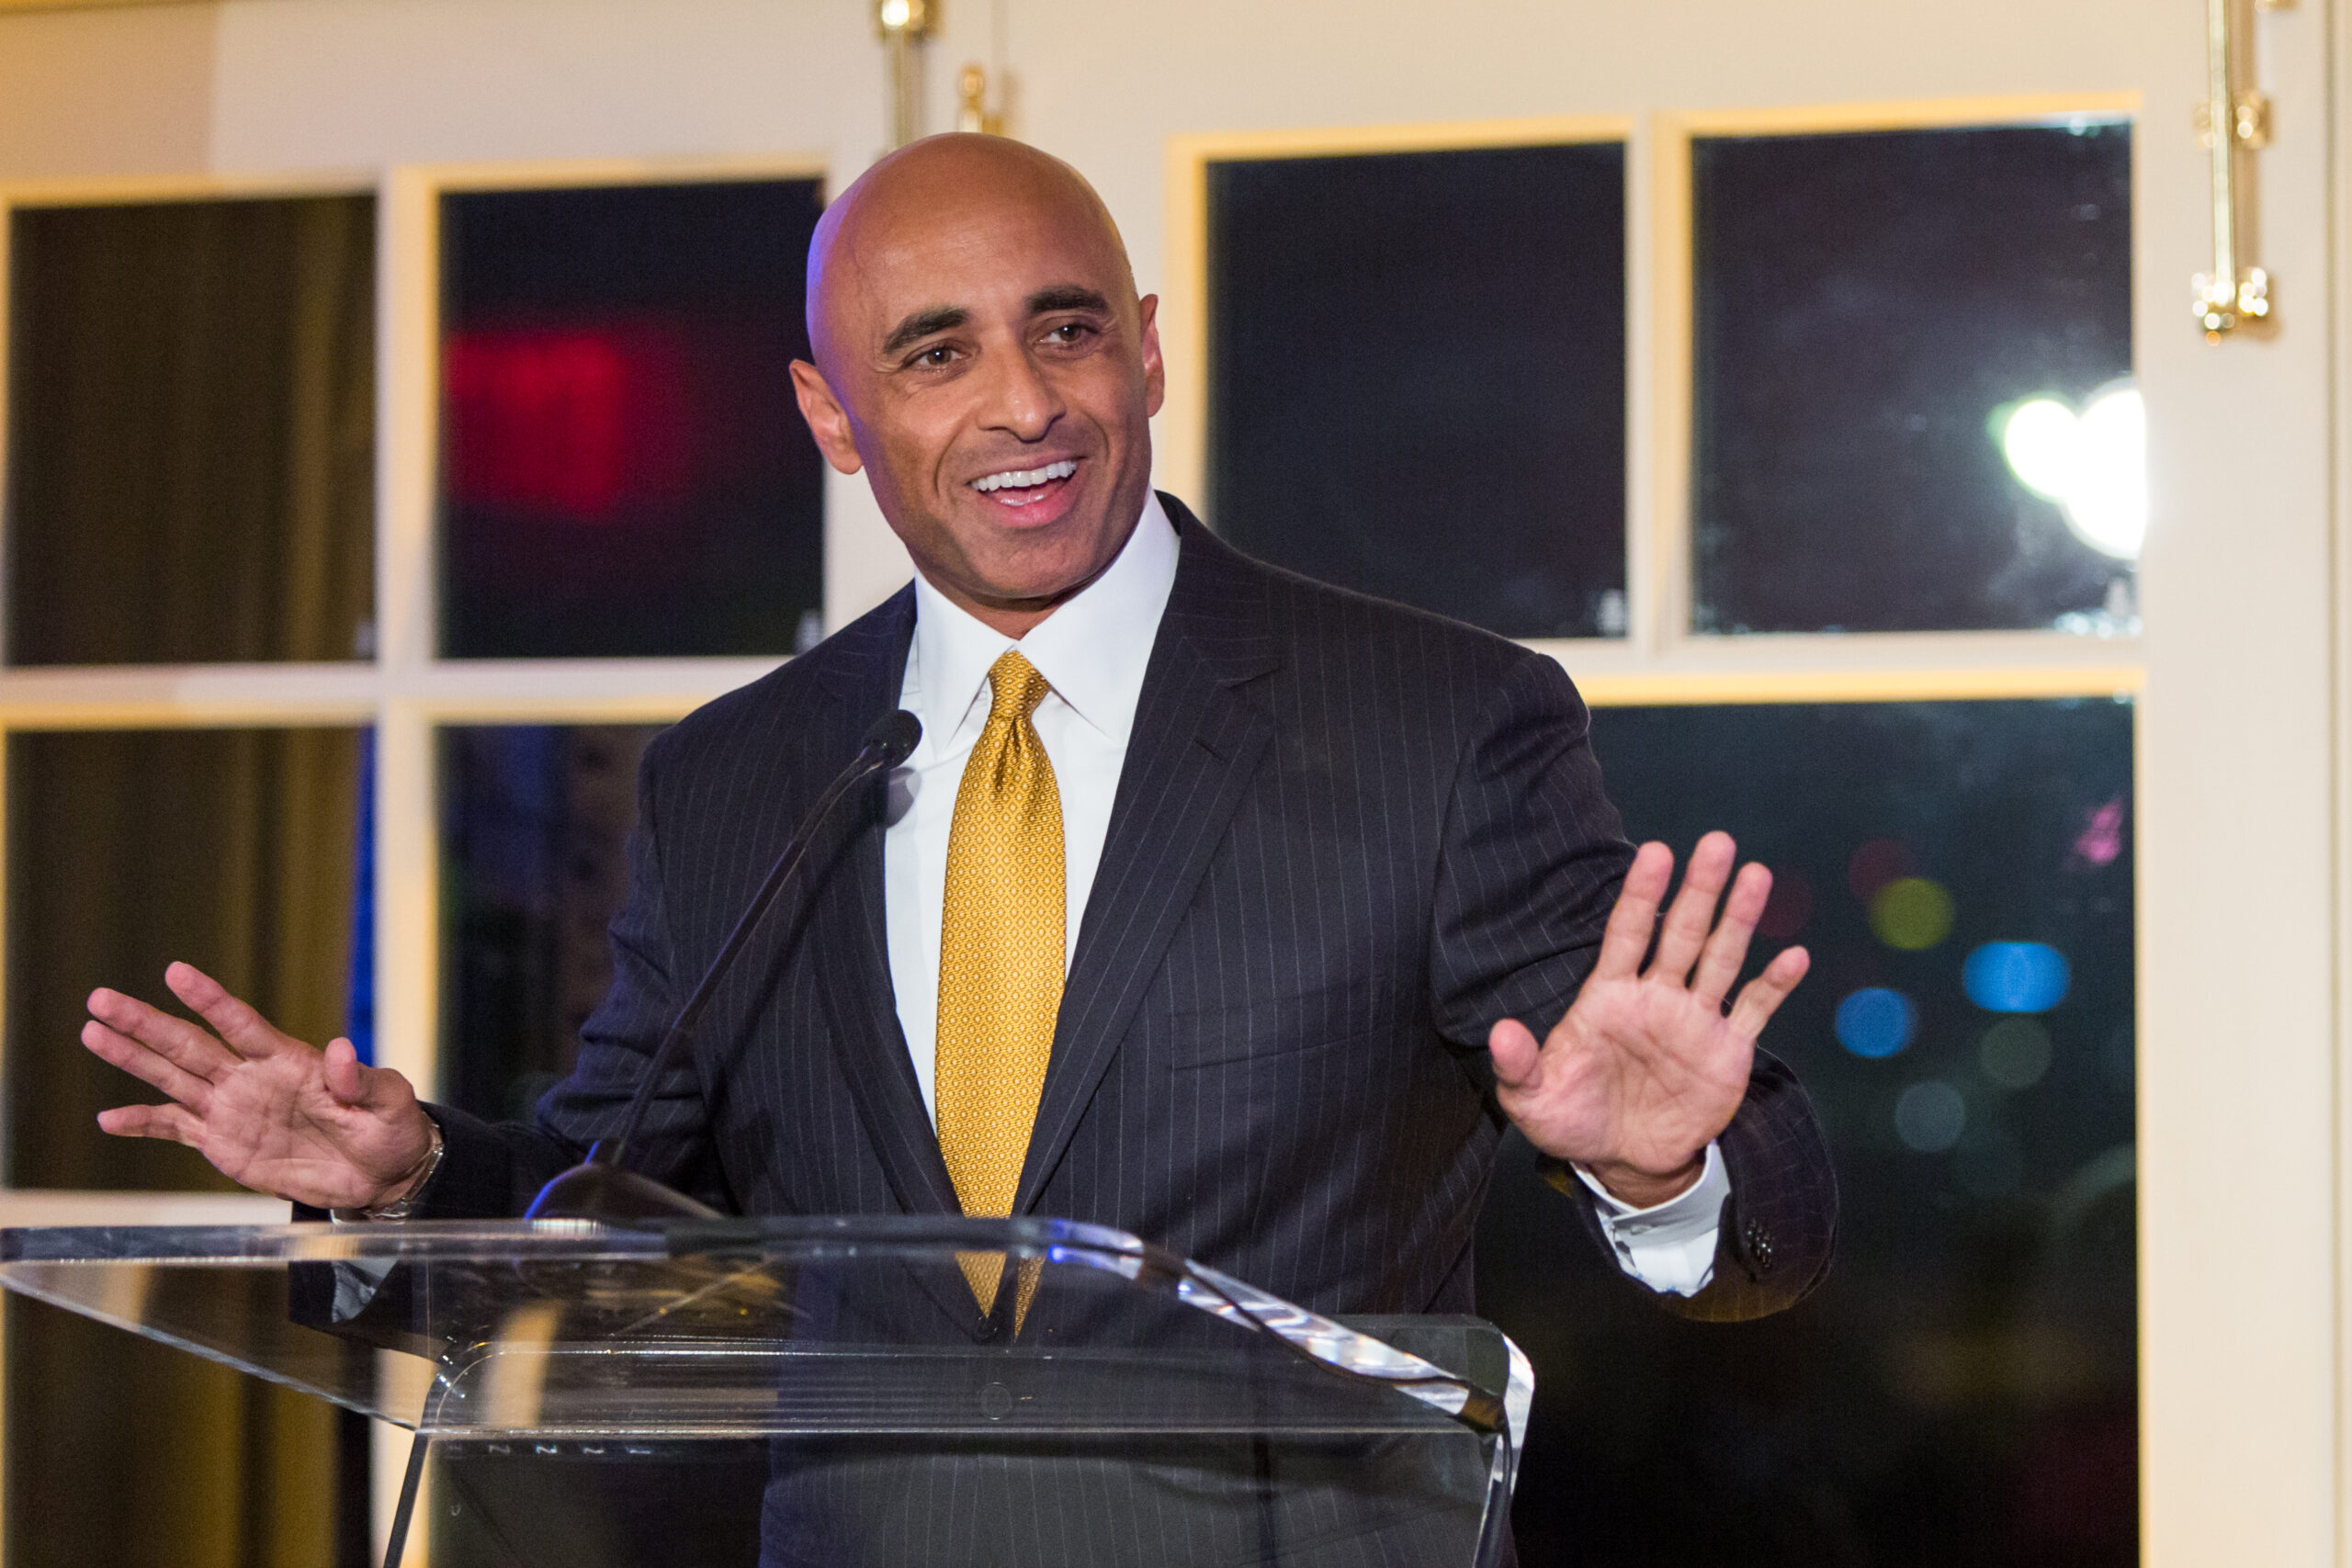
[913, 344, 957, 367]
[1043, 321, 1095, 345]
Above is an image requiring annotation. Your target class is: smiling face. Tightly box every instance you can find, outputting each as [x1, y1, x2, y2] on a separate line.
[790, 137, 1166, 637]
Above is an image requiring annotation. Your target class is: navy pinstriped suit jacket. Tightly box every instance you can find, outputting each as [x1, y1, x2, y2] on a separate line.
[420, 496, 1835, 1325]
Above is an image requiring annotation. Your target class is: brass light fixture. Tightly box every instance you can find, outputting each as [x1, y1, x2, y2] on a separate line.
[876, 0, 937, 150]
[957, 63, 1005, 136]
[2193, 0, 2291, 339]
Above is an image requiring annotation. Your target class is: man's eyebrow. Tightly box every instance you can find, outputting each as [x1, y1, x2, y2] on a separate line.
[1027, 286, 1111, 316]
[880, 305, 968, 357]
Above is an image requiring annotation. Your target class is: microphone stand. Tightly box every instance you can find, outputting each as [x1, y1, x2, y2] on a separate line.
[524, 709, 922, 1223]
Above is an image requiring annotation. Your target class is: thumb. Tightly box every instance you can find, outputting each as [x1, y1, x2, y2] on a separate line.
[321, 1038, 369, 1105]
[1488, 1017, 1543, 1090]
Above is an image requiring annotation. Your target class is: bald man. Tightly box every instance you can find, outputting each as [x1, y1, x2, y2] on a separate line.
[82, 134, 1836, 1561]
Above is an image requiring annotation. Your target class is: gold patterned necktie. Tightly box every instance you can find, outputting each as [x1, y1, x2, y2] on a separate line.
[935, 649, 1065, 1314]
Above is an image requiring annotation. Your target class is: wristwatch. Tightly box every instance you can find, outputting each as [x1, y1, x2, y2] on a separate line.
[332, 1116, 445, 1224]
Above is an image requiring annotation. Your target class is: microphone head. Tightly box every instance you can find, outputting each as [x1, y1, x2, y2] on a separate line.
[865, 708, 922, 768]
[526, 1152, 723, 1224]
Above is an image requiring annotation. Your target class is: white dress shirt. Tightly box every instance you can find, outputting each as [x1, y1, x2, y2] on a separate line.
[882, 493, 1729, 1297]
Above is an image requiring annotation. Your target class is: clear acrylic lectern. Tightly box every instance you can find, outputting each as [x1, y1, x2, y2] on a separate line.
[0, 1215, 1530, 1568]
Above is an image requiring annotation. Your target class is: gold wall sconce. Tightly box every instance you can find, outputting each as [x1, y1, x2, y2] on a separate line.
[958, 63, 1005, 136]
[2194, 0, 2290, 339]
[876, 0, 937, 150]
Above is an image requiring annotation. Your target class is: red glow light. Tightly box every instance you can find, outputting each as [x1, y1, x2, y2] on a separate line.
[1847, 838, 1917, 905]
[1758, 868, 1814, 940]
[444, 325, 695, 522]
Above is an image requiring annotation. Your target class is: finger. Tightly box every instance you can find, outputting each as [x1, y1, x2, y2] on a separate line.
[1690, 862, 1773, 1008]
[1650, 831, 1738, 985]
[1592, 842, 1675, 980]
[325, 1044, 419, 1121]
[322, 1038, 364, 1104]
[96, 1101, 204, 1147]
[85, 987, 240, 1083]
[1726, 945, 1812, 1038]
[81, 1019, 213, 1110]
[164, 962, 294, 1059]
[1487, 1018, 1543, 1090]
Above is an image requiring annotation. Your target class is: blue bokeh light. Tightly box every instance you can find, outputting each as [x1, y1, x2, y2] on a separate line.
[1962, 942, 2072, 1013]
[1835, 987, 1917, 1058]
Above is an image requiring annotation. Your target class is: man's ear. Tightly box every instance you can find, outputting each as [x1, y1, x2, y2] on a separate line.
[789, 360, 865, 476]
[1136, 294, 1167, 419]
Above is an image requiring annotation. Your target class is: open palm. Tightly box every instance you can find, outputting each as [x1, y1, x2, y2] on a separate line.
[1491, 832, 1809, 1208]
[83, 962, 435, 1211]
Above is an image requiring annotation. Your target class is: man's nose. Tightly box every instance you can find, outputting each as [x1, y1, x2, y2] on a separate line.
[978, 344, 1064, 440]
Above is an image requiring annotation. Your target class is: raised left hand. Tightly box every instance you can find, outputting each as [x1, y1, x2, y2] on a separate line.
[1490, 831, 1810, 1208]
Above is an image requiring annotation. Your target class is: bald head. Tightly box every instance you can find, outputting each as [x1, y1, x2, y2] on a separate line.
[806, 135, 1137, 374]
[787, 134, 1166, 637]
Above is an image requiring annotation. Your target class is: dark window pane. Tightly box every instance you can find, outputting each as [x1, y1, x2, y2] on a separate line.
[6, 1295, 370, 1568]
[440, 181, 826, 659]
[440, 724, 659, 1122]
[1692, 124, 2135, 633]
[6, 196, 377, 664]
[1483, 698, 2134, 1567]
[6, 728, 367, 1190]
[1208, 144, 1626, 638]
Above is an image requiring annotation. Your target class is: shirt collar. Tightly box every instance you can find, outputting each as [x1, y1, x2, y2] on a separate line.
[908, 491, 1182, 752]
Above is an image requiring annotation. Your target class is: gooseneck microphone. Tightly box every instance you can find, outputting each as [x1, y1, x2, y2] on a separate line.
[525, 708, 922, 1223]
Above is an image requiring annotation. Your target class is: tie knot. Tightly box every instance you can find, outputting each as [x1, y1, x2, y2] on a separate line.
[986, 649, 1051, 723]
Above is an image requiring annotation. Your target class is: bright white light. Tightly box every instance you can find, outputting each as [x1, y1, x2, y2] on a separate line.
[878, 0, 912, 25]
[1998, 383, 2145, 560]
[2001, 399, 2079, 502]
[2066, 388, 2146, 558]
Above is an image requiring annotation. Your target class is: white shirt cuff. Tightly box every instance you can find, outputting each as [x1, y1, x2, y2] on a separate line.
[1571, 1141, 1728, 1297]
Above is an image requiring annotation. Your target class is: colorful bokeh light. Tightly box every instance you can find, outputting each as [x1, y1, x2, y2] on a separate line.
[1894, 1080, 1968, 1152]
[1978, 1017, 2055, 1089]
[1836, 987, 1917, 1059]
[443, 325, 696, 523]
[1963, 941, 2072, 1013]
[1847, 838, 1917, 904]
[1870, 875, 1955, 951]
[1758, 866, 1814, 940]
[2070, 795, 2125, 870]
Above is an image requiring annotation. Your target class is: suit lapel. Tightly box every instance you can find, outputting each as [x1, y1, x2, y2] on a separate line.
[1013, 502, 1281, 1213]
[807, 587, 967, 1218]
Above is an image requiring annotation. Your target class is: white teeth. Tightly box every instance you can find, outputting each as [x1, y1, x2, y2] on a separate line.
[971, 459, 1077, 493]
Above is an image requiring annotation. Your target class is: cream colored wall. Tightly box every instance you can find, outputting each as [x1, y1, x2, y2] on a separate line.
[0, 6, 216, 177]
[0, 3, 2340, 1565]
[0, 0, 2170, 288]
[0, 0, 2208, 627]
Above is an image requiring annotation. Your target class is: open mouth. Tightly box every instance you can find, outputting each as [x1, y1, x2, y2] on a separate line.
[969, 458, 1078, 510]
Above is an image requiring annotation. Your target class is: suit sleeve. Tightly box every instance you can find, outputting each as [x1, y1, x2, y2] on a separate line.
[410, 728, 735, 1219]
[1428, 651, 1838, 1320]
[1543, 1050, 1837, 1321]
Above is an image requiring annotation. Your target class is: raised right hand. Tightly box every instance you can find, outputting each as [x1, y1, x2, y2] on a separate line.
[83, 961, 436, 1212]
